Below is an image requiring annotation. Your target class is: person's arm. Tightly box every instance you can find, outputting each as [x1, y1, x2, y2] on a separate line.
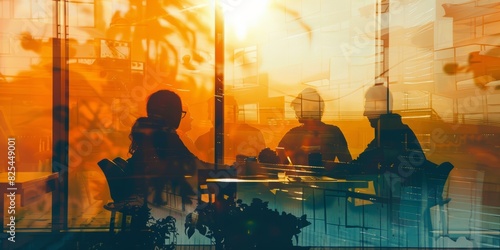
[194, 129, 214, 163]
[277, 130, 296, 165]
[345, 140, 383, 175]
[336, 130, 352, 162]
[403, 127, 428, 170]
[404, 126, 424, 154]
[326, 126, 352, 162]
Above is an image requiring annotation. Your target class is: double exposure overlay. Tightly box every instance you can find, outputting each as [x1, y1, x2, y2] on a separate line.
[0, 0, 499, 249]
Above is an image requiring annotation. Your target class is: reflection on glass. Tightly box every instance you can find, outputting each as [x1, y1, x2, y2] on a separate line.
[0, 0, 498, 248]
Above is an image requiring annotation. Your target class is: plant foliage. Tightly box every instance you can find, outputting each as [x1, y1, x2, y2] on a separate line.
[185, 198, 311, 250]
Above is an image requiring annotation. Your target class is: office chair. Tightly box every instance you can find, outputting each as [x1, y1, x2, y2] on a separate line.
[425, 161, 454, 238]
[98, 157, 144, 234]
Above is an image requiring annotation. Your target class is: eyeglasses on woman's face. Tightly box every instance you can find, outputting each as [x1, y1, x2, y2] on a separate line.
[181, 111, 187, 118]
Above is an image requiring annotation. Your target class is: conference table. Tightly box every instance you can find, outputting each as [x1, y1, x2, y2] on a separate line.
[0, 172, 59, 233]
[202, 162, 434, 247]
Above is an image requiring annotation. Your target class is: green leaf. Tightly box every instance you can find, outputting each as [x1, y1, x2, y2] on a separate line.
[198, 225, 207, 235]
[187, 227, 195, 238]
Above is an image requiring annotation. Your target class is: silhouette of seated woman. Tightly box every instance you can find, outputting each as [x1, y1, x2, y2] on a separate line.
[278, 88, 352, 166]
[128, 90, 210, 206]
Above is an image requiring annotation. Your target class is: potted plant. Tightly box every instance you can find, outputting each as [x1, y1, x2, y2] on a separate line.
[185, 197, 311, 250]
[90, 205, 178, 250]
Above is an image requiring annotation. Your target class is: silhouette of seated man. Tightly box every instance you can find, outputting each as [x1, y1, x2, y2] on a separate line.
[128, 90, 210, 206]
[195, 96, 266, 165]
[345, 83, 434, 197]
[278, 88, 352, 166]
[444, 49, 500, 90]
[341, 84, 454, 235]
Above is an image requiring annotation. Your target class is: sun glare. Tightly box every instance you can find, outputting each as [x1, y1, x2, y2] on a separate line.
[225, 0, 269, 40]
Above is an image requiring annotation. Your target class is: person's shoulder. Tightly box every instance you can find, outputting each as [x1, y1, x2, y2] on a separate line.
[280, 125, 307, 138]
[133, 116, 149, 124]
[133, 117, 159, 128]
[278, 126, 304, 145]
[288, 125, 306, 132]
[318, 122, 342, 131]
[380, 113, 412, 130]
[195, 128, 213, 142]
[132, 117, 151, 132]
[236, 123, 261, 132]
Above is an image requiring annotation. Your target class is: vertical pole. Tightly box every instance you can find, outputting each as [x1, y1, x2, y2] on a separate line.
[214, 0, 225, 169]
[214, 3, 225, 245]
[375, 0, 383, 80]
[375, 0, 392, 243]
[383, 2, 390, 115]
[375, 0, 390, 114]
[52, 0, 69, 231]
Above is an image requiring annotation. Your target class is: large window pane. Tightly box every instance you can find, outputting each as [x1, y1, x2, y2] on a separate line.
[0, 0, 54, 232]
[0, 0, 498, 248]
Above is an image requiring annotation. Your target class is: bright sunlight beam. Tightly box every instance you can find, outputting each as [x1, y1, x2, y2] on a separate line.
[224, 0, 270, 40]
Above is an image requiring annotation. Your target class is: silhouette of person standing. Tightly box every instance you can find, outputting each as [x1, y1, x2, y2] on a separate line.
[278, 88, 352, 166]
[128, 90, 210, 206]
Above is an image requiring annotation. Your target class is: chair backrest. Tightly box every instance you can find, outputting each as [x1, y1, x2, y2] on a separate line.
[98, 158, 135, 202]
[444, 168, 485, 242]
[426, 161, 454, 207]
